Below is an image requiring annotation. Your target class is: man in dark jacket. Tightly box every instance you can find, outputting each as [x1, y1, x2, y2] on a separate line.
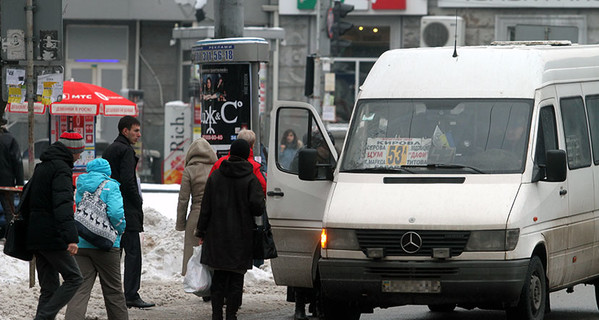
[0, 118, 24, 229]
[197, 139, 265, 320]
[102, 115, 154, 308]
[26, 131, 85, 320]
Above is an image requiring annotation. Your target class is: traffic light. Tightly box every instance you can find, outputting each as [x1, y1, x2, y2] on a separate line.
[328, 0, 354, 56]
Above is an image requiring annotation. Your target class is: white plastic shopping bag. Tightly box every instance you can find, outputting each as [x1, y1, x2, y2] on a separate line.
[183, 245, 212, 297]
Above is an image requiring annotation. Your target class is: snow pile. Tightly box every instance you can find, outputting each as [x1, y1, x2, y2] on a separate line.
[0, 188, 274, 288]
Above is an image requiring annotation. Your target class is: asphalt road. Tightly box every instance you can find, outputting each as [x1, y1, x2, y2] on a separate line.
[126, 283, 598, 320]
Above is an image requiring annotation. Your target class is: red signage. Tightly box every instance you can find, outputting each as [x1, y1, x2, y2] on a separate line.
[372, 0, 406, 10]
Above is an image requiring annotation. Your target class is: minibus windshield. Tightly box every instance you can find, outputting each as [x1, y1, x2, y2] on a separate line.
[340, 99, 533, 174]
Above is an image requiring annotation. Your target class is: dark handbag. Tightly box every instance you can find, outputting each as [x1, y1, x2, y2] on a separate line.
[3, 181, 33, 261]
[3, 216, 33, 261]
[74, 180, 118, 251]
[253, 211, 278, 260]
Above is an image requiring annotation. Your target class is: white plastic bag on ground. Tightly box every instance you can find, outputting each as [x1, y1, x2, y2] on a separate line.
[183, 245, 212, 297]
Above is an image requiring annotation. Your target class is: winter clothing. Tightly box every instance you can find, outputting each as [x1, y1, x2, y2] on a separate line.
[25, 141, 83, 320]
[75, 158, 126, 248]
[197, 154, 265, 320]
[65, 248, 128, 320]
[197, 156, 265, 271]
[26, 142, 79, 251]
[34, 250, 84, 320]
[67, 159, 131, 320]
[211, 270, 244, 320]
[209, 147, 266, 196]
[0, 127, 24, 230]
[102, 132, 145, 303]
[0, 127, 24, 187]
[229, 139, 250, 160]
[121, 231, 142, 301]
[102, 134, 143, 232]
[59, 131, 85, 154]
[176, 138, 217, 275]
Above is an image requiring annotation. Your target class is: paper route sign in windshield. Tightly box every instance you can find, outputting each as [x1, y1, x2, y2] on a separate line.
[364, 138, 431, 167]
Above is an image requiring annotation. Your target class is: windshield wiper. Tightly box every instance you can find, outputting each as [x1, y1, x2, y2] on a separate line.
[424, 163, 485, 174]
[342, 167, 415, 174]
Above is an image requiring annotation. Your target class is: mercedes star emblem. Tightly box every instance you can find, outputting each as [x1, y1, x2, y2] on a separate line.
[400, 231, 422, 253]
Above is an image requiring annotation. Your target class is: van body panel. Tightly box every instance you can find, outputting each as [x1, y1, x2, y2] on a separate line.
[509, 182, 568, 287]
[358, 46, 599, 100]
[267, 101, 337, 288]
[325, 174, 519, 229]
[270, 227, 320, 287]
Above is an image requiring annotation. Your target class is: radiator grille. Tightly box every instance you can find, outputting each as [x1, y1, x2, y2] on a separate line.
[355, 229, 471, 257]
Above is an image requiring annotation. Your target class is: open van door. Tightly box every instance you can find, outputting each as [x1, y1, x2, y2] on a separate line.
[267, 101, 337, 288]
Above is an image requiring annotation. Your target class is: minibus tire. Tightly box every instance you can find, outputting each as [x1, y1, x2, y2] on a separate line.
[506, 256, 546, 320]
[427, 304, 456, 312]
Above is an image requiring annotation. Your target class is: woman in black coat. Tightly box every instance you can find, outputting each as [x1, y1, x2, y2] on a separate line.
[196, 139, 265, 320]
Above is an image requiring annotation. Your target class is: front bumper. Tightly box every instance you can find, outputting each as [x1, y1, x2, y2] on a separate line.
[318, 258, 529, 308]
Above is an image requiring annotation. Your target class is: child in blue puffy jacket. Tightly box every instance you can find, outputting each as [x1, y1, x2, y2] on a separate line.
[65, 158, 128, 320]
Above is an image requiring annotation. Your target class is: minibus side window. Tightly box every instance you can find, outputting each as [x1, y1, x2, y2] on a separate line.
[276, 108, 310, 173]
[560, 97, 592, 169]
[535, 106, 558, 171]
[585, 95, 599, 165]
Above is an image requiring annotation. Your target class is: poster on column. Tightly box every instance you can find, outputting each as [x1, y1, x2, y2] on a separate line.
[199, 64, 251, 155]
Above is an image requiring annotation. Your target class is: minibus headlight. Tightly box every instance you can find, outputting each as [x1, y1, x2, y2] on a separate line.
[322, 228, 360, 250]
[465, 229, 519, 251]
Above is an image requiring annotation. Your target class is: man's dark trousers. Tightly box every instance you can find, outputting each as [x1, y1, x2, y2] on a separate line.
[121, 230, 142, 301]
[34, 250, 83, 320]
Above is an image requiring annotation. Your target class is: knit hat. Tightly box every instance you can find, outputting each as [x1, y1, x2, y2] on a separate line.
[229, 139, 250, 160]
[59, 131, 85, 154]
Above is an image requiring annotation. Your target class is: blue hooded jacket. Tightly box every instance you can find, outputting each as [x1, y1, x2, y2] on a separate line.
[75, 158, 126, 249]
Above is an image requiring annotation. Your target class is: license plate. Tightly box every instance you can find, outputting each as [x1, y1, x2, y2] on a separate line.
[382, 280, 441, 293]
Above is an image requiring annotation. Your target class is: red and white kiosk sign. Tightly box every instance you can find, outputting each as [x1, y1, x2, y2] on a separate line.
[5, 81, 139, 170]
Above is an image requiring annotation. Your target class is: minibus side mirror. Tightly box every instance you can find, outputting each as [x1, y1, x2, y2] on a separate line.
[298, 148, 334, 181]
[545, 149, 567, 182]
[298, 149, 318, 181]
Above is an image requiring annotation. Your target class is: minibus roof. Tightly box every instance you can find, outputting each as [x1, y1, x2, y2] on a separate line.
[359, 44, 599, 99]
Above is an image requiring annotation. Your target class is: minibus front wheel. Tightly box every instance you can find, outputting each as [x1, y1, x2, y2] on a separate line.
[505, 256, 547, 320]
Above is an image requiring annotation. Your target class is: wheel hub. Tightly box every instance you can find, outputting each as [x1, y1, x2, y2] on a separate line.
[530, 274, 542, 312]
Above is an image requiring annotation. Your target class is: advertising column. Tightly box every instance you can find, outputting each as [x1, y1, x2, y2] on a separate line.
[191, 37, 269, 159]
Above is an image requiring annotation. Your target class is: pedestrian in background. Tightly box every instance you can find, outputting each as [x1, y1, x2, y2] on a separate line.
[197, 139, 265, 320]
[65, 158, 128, 320]
[0, 117, 24, 231]
[278, 128, 303, 170]
[26, 131, 85, 320]
[176, 137, 217, 276]
[102, 116, 155, 309]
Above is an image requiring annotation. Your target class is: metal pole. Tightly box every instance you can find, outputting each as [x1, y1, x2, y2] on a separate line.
[25, 0, 36, 288]
[215, 0, 243, 38]
[26, 0, 34, 175]
[311, 0, 323, 114]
